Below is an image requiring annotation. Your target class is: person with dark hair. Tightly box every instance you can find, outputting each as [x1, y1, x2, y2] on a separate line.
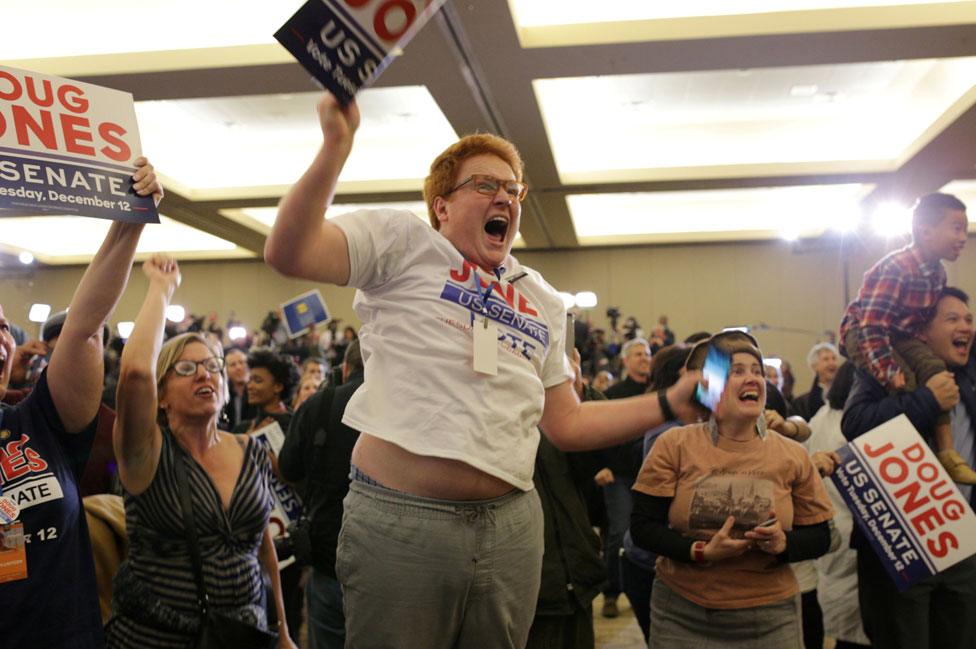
[233, 347, 302, 639]
[597, 337, 652, 618]
[234, 348, 300, 435]
[683, 331, 711, 344]
[842, 285, 976, 649]
[525, 350, 607, 649]
[279, 340, 364, 649]
[620, 343, 693, 642]
[840, 192, 971, 482]
[265, 90, 702, 649]
[0, 160, 160, 649]
[632, 332, 833, 648]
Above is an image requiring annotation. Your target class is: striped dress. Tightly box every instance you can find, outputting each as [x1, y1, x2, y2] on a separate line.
[107, 428, 273, 648]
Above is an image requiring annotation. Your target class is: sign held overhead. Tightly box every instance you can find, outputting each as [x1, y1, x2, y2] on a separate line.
[0, 65, 158, 223]
[275, 0, 449, 104]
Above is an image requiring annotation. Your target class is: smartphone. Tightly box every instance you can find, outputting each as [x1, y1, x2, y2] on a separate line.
[694, 344, 730, 411]
[565, 312, 576, 357]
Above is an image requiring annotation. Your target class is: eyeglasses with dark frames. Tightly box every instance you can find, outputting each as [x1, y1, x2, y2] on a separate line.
[447, 174, 528, 202]
[171, 357, 224, 377]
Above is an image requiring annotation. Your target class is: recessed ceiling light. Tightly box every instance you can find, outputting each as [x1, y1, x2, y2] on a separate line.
[790, 84, 819, 97]
[575, 292, 598, 308]
[28, 303, 51, 323]
[165, 305, 187, 323]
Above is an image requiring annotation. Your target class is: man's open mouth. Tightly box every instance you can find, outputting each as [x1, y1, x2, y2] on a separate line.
[484, 217, 508, 241]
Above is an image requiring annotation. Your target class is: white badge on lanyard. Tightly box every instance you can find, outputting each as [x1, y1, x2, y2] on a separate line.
[471, 270, 499, 375]
[473, 315, 498, 375]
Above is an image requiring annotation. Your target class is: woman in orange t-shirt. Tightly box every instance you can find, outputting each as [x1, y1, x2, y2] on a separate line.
[631, 332, 834, 649]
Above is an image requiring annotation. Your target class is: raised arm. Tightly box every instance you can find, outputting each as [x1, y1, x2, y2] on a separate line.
[539, 370, 701, 452]
[113, 255, 181, 495]
[47, 158, 161, 433]
[264, 93, 360, 285]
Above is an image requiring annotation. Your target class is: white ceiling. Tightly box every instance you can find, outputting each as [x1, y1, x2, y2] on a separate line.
[1, 0, 975, 264]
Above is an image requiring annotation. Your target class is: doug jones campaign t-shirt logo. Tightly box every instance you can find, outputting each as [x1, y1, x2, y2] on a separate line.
[440, 260, 550, 364]
[0, 434, 63, 512]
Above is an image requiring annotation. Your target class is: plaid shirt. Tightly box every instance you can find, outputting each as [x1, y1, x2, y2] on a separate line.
[839, 244, 946, 387]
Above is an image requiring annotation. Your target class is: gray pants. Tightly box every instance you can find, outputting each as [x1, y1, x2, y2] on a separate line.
[648, 579, 802, 649]
[336, 479, 544, 649]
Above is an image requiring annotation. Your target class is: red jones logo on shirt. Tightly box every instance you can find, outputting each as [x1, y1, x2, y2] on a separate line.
[0, 435, 49, 482]
[450, 260, 539, 317]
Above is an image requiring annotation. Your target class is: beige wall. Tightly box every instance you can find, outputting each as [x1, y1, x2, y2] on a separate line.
[3, 236, 974, 395]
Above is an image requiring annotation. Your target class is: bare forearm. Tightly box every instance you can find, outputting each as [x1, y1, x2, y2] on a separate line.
[545, 392, 667, 452]
[120, 284, 169, 376]
[266, 143, 350, 280]
[64, 222, 143, 341]
[260, 530, 289, 637]
[48, 222, 143, 431]
[786, 416, 811, 442]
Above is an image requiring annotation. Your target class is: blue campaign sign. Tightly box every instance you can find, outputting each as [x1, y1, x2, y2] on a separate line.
[830, 415, 976, 591]
[281, 289, 330, 338]
[0, 151, 156, 223]
[274, 0, 448, 104]
[0, 65, 158, 223]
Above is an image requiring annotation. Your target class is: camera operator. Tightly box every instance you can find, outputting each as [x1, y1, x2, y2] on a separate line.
[278, 340, 364, 649]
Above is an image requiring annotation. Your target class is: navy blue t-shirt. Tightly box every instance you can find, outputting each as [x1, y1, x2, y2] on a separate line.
[0, 371, 102, 648]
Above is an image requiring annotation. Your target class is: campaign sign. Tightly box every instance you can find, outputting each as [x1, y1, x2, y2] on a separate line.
[0, 65, 158, 223]
[274, 0, 449, 104]
[250, 421, 303, 569]
[831, 415, 976, 591]
[281, 289, 330, 339]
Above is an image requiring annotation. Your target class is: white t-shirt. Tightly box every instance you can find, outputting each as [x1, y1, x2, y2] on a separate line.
[332, 209, 574, 491]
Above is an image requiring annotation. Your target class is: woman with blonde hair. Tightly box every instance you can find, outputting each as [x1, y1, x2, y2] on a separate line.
[107, 255, 296, 649]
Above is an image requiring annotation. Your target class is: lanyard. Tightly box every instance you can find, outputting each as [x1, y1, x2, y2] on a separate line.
[470, 267, 502, 327]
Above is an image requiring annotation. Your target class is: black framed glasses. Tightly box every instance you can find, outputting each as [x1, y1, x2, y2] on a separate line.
[448, 174, 528, 202]
[171, 357, 224, 377]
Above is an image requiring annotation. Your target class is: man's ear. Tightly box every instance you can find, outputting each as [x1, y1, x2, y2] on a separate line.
[433, 196, 449, 225]
[915, 223, 933, 245]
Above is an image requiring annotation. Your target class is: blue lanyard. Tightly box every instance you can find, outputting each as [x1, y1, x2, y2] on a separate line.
[470, 267, 502, 327]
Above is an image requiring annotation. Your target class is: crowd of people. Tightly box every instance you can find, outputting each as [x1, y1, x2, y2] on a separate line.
[0, 90, 973, 649]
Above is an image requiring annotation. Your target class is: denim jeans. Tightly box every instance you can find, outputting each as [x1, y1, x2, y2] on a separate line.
[602, 479, 633, 598]
[306, 569, 345, 649]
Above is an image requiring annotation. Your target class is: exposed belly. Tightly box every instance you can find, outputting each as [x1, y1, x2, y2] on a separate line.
[350, 433, 517, 500]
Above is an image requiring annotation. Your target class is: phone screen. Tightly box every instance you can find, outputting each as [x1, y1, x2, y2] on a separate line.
[695, 344, 731, 411]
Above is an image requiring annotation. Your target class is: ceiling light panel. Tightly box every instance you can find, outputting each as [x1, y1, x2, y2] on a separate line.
[535, 58, 976, 184]
[509, 0, 976, 46]
[1, 1, 291, 60]
[567, 184, 871, 245]
[0, 215, 249, 264]
[136, 88, 457, 201]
